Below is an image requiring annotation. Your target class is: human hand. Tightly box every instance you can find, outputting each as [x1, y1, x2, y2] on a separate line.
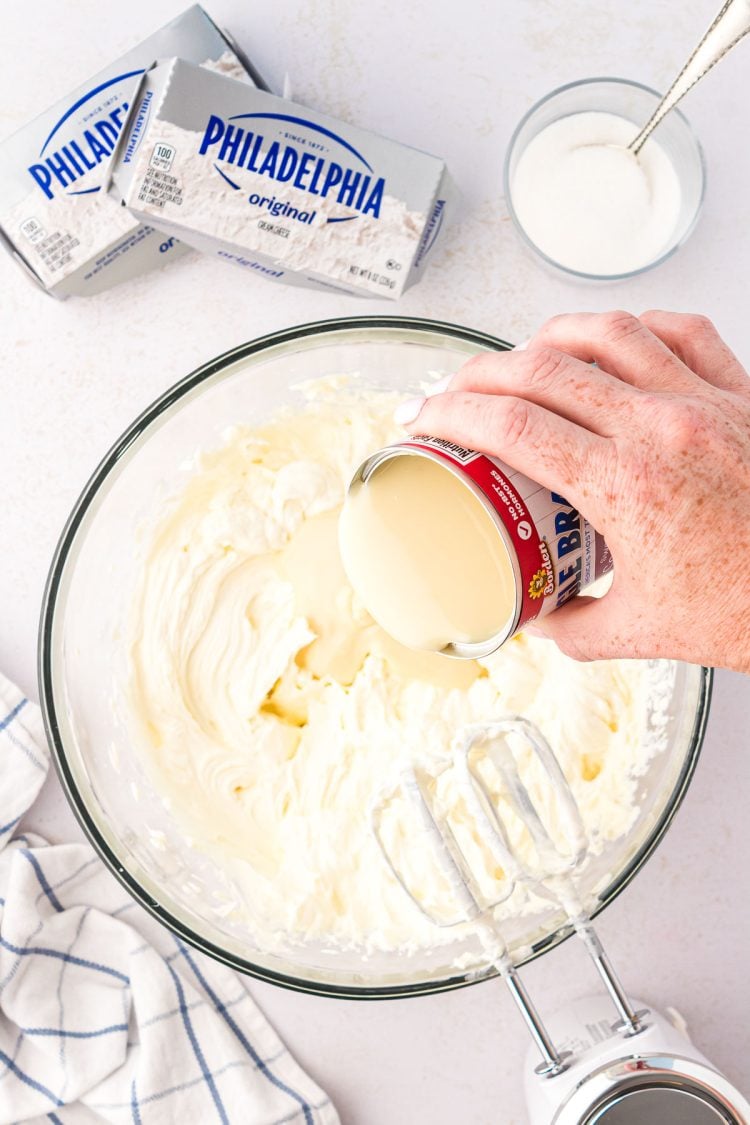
[397, 311, 750, 672]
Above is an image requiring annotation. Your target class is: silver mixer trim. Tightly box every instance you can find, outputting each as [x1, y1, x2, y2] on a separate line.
[552, 1053, 749, 1124]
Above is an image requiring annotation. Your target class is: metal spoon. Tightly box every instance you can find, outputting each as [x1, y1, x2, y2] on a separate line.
[630, 0, 750, 155]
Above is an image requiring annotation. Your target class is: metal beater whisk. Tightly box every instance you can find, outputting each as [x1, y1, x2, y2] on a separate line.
[371, 717, 648, 1078]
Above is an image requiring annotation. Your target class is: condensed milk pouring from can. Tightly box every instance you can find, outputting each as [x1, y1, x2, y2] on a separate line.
[339, 434, 612, 658]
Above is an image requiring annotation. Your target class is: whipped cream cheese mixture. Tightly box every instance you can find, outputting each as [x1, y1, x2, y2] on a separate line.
[129, 379, 662, 954]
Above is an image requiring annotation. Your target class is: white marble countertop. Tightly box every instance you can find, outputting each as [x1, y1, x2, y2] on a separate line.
[2, 0, 749, 1120]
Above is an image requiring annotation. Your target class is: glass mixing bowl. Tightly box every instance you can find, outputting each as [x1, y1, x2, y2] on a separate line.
[39, 316, 711, 998]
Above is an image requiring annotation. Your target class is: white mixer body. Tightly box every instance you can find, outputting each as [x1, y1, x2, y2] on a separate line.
[524, 995, 749, 1124]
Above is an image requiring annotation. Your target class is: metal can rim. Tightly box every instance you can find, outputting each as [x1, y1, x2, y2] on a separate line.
[352, 443, 523, 659]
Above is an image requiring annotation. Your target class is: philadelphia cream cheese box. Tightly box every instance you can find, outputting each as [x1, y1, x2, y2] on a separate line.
[109, 58, 452, 298]
[0, 6, 260, 298]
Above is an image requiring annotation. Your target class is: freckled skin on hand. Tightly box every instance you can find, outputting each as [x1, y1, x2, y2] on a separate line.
[406, 310, 750, 673]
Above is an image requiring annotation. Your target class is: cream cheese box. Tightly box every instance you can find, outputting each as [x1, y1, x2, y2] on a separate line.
[0, 6, 261, 298]
[109, 58, 452, 299]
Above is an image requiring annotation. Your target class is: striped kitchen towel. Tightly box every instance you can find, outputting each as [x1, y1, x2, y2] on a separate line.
[0, 673, 339, 1124]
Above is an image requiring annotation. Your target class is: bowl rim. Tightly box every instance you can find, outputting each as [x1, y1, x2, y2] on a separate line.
[38, 314, 713, 1000]
[503, 76, 708, 282]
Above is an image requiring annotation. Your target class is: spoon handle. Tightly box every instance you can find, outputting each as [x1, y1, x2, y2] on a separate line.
[630, 0, 750, 154]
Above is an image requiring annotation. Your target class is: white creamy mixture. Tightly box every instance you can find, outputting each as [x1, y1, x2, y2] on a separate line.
[129, 381, 662, 953]
[511, 112, 682, 275]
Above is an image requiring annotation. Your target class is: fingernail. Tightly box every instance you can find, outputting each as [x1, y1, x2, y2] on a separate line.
[425, 374, 453, 397]
[523, 623, 546, 637]
[514, 339, 531, 351]
[394, 397, 426, 426]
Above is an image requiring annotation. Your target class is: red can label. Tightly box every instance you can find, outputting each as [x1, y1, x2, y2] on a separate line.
[400, 436, 612, 632]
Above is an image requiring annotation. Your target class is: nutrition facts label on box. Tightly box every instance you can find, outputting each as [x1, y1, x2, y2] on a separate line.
[137, 168, 184, 210]
[30, 229, 81, 273]
[150, 143, 176, 172]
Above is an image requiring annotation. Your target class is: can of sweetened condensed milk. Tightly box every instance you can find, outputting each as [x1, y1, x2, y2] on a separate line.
[339, 436, 613, 659]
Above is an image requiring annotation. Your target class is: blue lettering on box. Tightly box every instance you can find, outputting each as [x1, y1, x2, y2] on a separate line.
[27, 70, 141, 200]
[198, 112, 386, 220]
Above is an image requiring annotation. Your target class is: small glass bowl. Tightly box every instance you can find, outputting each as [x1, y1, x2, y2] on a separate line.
[503, 77, 706, 282]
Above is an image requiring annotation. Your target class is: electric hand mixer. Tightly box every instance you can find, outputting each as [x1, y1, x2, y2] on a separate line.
[371, 718, 749, 1123]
